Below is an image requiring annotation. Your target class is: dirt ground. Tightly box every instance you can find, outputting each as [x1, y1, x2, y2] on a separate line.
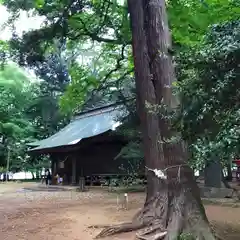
[1, 183, 240, 240]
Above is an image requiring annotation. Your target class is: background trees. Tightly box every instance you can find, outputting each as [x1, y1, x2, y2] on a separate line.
[177, 20, 240, 170]
[0, 61, 67, 173]
[0, 64, 36, 170]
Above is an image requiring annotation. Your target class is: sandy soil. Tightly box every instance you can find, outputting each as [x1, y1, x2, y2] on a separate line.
[0, 183, 240, 240]
[0, 182, 35, 193]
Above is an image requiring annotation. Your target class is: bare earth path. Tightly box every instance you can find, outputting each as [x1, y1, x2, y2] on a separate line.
[0, 183, 240, 240]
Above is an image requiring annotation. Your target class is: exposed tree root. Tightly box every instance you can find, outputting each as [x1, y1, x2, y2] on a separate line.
[88, 224, 116, 229]
[136, 224, 167, 240]
[137, 231, 167, 240]
[93, 222, 144, 239]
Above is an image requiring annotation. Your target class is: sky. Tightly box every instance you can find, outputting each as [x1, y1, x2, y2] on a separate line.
[0, 5, 45, 81]
[0, 5, 95, 63]
[0, 5, 44, 41]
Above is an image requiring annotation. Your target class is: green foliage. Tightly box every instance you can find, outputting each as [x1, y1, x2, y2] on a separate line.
[115, 141, 143, 173]
[168, 0, 240, 46]
[116, 19, 240, 169]
[59, 64, 99, 114]
[27, 83, 69, 139]
[0, 63, 66, 173]
[0, 40, 9, 65]
[59, 0, 238, 114]
[0, 64, 36, 168]
[0, 64, 35, 138]
[3, 0, 238, 115]
[177, 20, 240, 167]
[177, 233, 195, 240]
[59, 42, 131, 114]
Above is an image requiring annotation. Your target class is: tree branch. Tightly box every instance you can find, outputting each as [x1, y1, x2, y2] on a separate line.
[70, 17, 131, 45]
[103, 44, 126, 81]
[83, 44, 128, 104]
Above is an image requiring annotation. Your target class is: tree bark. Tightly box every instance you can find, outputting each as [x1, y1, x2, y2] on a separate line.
[93, 1, 216, 239]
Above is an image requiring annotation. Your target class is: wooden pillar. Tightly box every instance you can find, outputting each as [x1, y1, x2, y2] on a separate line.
[54, 160, 57, 175]
[51, 159, 54, 176]
[51, 158, 58, 185]
[72, 156, 77, 185]
[79, 177, 86, 191]
[53, 160, 57, 185]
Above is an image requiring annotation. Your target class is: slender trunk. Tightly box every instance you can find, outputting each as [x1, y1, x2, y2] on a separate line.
[6, 146, 10, 182]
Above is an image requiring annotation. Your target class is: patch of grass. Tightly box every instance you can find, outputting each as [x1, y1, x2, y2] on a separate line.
[16, 179, 39, 183]
[178, 233, 195, 240]
[108, 185, 146, 193]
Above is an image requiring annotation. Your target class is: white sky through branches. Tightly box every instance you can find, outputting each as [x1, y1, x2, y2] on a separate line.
[0, 3, 124, 81]
[0, 5, 44, 41]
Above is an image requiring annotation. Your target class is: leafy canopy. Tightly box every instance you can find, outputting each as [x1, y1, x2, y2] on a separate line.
[177, 20, 240, 167]
[2, 0, 239, 114]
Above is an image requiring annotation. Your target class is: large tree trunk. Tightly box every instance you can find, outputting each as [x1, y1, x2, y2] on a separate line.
[93, 1, 216, 239]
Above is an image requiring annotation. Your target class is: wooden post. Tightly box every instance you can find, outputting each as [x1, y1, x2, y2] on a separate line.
[6, 146, 10, 182]
[78, 167, 86, 191]
[79, 177, 86, 192]
[90, 175, 93, 186]
[50, 156, 58, 185]
[72, 156, 76, 185]
[53, 159, 57, 185]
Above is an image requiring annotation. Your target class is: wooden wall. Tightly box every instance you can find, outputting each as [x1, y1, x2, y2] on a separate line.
[51, 138, 144, 185]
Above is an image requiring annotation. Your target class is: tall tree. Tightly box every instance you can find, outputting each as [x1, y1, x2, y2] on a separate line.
[95, 1, 215, 239]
